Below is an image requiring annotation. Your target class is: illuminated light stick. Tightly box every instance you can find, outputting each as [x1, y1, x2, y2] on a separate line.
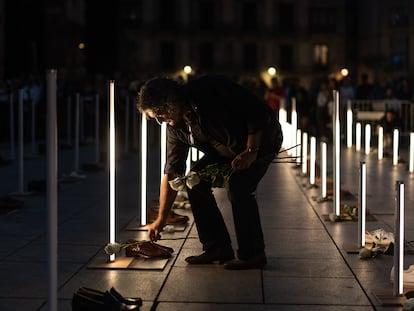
[357, 161, 366, 247]
[364, 124, 371, 155]
[333, 90, 341, 216]
[291, 98, 297, 159]
[66, 95, 72, 146]
[378, 126, 384, 160]
[355, 122, 361, 151]
[393, 181, 405, 296]
[393, 129, 399, 166]
[301, 132, 308, 175]
[296, 129, 301, 166]
[409, 132, 414, 173]
[346, 100, 353, 148]
[160, 123, 167, 182]
[94, 94, 100, 163]
[108, 81, 116, 262]
[124, 96, 130, 154]
[9, 92, 15, 160]
[321, 142, 327, 199]
[141, 113, 147, 226]
[309, 136, 316, 186]
[46, 69, 58, 311]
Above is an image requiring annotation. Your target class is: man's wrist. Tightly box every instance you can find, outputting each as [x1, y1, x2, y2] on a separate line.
[247, 146, 260, 153]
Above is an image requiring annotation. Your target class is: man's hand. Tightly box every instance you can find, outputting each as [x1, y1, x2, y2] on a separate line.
[148, 217, 165, 242]
[231, 150, 258, 170]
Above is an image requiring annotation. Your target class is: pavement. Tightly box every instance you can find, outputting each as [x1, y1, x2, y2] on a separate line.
[0, 132, 414, 311]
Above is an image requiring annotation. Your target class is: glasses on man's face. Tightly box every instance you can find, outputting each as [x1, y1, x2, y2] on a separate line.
[154, 115, 165, 126]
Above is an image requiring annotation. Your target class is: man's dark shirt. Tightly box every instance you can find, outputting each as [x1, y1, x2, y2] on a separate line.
[164, 75, 283, 175]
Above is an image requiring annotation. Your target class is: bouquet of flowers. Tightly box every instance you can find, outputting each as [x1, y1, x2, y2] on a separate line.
[169, 163, 233, 190]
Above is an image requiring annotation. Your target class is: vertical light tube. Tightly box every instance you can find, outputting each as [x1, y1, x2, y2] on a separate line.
[291, 98, 297, 160]
[296, 129, 301, 166]
[357, 161, 366, 247]
[302, 132, 308, 175]
[9, 93, 15, 160]
[393, 129, 399, 166]
[94, 94, 100, 163]
[46, 69, 58, 311]
[409, 132, 414, 173]
[321, 142, 327, 199]
[109, 81, 116, 262]
[141, 114, 147, 226]
[17, 89, 24, 193]
[309, 136, 316, 185]
[393, 181, 404, 296]
[333, 90, 340, 216]
[378, 126, 384, 160]
[74, 93, 80, 172]
[346, 100, 353, 148]
[355, 122, 361, 151]
[160, 123, 167, 182]
[364, 124, 371, 155]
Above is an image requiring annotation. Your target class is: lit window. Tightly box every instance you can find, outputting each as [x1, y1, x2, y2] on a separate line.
[314, 44, 328, 65]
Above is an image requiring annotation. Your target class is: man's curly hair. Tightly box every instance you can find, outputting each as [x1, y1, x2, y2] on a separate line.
[136, 77, 186, 116]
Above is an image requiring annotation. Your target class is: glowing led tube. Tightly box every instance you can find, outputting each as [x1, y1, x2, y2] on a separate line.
[378, 126, 383, 160]
[302, 132, 308, 175]
[347, 101, 353, 148]
[409, 132, 414, 173]
[358, 161, 366, 247]
[393, 181, 405, 296]
[355, 122, 361, 151]
[109, 81, 116, 262]
[141, 114, 147, 226]
[296, 129, 301, 166]
[365, 124, 371, 155]
[393, 129, 399, 166]
[321, 142, 327, 199]
[333, 90, 340, 216]
[160, 123, 167, 182]
[309, 136, 316, 185]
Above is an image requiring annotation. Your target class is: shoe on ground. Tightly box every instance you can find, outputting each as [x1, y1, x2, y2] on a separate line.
[223, 253, 267, 270]
[185, 245, 234, 264]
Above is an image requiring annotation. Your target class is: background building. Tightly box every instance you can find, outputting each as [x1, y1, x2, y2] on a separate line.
[0, 0, 413, 87]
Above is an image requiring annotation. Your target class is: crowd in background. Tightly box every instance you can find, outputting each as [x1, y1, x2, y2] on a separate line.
[0, 71, 413, 145]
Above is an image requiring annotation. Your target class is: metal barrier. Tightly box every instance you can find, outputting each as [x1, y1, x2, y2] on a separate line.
[351, 99, 414, 135]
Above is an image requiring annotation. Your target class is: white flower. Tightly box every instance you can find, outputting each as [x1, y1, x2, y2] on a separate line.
[169, 176, 186, 191]
[403, 298, 414, 310]
[185, 171, 201, 189]
[104, 241, 141, 255]
[104, 243, 122, 255]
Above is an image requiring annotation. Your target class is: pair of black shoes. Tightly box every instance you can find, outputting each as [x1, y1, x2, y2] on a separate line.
[72, 286, 142, 311]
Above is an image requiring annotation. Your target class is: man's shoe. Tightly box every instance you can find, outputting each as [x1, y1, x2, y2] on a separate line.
[223, 253, 267, 270]
[185, 246, 234, 264]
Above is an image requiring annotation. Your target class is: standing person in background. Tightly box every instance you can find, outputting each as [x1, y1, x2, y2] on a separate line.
[264, 77, 285, 118]
[137, 74, 283, 270]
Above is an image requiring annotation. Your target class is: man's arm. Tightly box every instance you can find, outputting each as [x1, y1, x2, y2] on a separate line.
[231, 131, 262, 170]
[148, 173, 178, 241]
